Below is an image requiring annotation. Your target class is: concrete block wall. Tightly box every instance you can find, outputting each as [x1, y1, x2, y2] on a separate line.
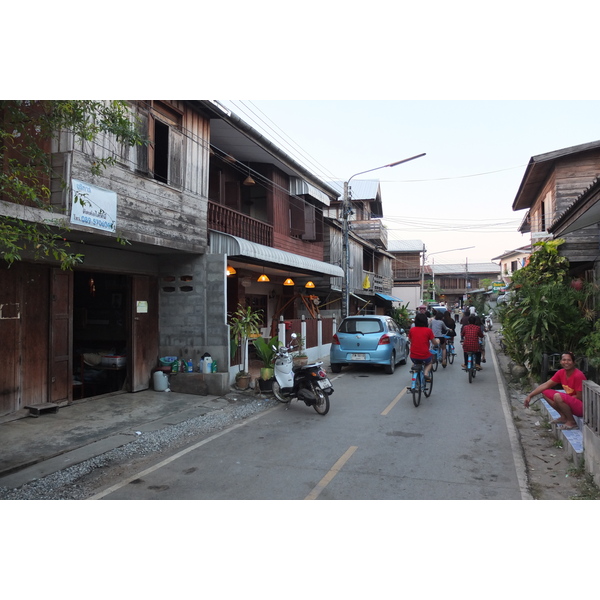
[157, 254, 229, 381]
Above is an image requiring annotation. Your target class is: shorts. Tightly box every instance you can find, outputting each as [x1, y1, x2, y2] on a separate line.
[543, 390, 583, 417]
[411, 357, 432, 366]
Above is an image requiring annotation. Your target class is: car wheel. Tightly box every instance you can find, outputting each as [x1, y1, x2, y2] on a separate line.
[330, 363, 342, 373]
[384, 351, 396, 374]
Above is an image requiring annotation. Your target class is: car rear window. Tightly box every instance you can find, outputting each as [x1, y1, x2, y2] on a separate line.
[339, 319, 383, 334]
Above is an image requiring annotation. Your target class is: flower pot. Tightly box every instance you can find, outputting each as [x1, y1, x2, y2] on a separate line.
[260, 367, 274, 380]
[293, 356, 308, 367]
[258, 377, 274, 392]
[235, 375, 251, 390]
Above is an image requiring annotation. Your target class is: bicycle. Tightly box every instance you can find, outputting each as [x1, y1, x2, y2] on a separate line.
[464, 351, 477, 384]
[408, 362, 433, 407]
[445, 335, 456, 365]
[431, 343, 442, 371]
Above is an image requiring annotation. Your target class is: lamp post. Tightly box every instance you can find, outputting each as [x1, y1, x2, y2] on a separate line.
[424, 246, 475, 303]
[342, 153, 426, 318]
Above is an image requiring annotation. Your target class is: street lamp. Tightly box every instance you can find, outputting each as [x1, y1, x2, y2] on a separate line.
[342, 153, 426, 318]
[424, 246, 475, 302]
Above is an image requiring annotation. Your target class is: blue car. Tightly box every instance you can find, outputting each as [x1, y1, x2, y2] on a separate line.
[330, 315, 409, 374]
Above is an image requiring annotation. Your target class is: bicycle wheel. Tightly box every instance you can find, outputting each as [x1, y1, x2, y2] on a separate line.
[424, 369, 433, 397]
[448, 344, 455, 364]
[431, 353, 438, 372]
[468, 357, 473, 384]
[411, 374, 421, 407]
[312, 385, 330, 416]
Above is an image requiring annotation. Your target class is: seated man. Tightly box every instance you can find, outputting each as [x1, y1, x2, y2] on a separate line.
[523, 351, 585, 430]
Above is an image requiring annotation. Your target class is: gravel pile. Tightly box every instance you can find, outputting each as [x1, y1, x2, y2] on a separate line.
[0, 394, 279, 501]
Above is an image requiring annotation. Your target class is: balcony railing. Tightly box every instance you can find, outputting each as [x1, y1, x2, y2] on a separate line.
[393, 268, 421, 280]
[360, 271, 393, 294]
[208, 201, 273, 246]
[351, 219, 387, 248]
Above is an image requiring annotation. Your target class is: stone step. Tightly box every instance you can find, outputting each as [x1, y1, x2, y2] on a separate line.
[539, 399, 583, 465]
[24, 403, 59, 417]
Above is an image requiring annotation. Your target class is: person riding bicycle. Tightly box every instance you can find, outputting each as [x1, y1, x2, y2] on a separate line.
[461, 315, 484, 370]
[430, 311, 449, 367]
[408, 312, 439, 382]
[442, 310, 457, 356]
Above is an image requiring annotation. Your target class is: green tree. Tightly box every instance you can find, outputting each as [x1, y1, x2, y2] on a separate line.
[499, 239, 594, 377]
[1, 100, 146, 269]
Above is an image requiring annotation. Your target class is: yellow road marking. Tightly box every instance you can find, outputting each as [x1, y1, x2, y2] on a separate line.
[305, 446, 358, 500]
[381, 387, 407, 415]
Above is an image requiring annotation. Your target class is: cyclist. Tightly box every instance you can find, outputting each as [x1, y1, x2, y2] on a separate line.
[430, 311, 449, 367]
[408, 312, 439, 382]
[461, 315, 484, 370]
[442, 310, 457, 357]
[474, 314, 486, 363]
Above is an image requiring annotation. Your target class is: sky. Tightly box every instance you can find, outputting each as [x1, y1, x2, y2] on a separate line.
[218, 100, 600, 266]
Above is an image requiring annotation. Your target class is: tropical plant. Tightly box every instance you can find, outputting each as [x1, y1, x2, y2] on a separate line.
[392, 303, 412, 330]
[229, 303, 263, 374]
[498, 239, 595, 378]
[1, 100, 146, 269]
[253, 335, 278, 368]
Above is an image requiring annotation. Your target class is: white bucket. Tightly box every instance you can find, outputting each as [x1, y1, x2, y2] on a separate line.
[153, 371, 169, 392]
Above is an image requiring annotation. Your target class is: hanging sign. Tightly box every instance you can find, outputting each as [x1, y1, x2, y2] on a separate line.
[70, 179, 117, 233]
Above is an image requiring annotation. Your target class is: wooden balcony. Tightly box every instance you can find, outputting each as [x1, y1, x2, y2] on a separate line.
[393, 268, 421, 281]
[351, 219, 387, 248]
[208, 201, 273, 246]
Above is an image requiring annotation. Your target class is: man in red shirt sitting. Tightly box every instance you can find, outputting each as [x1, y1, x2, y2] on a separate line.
[524, 351, 585, 430]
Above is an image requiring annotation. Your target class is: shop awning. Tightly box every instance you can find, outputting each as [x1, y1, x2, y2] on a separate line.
[376, 293, 403, 302]
[209, 231, 344, 277]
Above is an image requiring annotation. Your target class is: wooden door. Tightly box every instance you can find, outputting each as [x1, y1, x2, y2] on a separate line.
[49, 268, 72, 403]
[0, 265, 21, 416]
[130, 275, 158, 391]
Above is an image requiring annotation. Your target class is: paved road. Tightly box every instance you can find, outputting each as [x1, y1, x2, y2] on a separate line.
[92, 341, 529, 500]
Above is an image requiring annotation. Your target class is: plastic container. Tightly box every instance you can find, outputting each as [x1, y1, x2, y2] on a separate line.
[153, 371, 169, 391]
[201, 353, 213, 374]
[186, 359, 193, 373]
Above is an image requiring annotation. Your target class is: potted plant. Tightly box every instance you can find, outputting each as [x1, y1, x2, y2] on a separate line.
[292, 334, 308, 366]
[229, 303, 263, 389]
[253, 335, 278, 391]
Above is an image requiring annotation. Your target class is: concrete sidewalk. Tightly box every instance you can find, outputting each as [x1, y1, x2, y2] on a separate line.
[0, 387, 259, 489]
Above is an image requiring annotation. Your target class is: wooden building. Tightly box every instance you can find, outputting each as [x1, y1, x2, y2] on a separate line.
[0, 100, 343, 418]
[513, 140, 600, 277]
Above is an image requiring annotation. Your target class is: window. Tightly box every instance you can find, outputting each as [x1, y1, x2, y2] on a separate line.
[136, 102, 183, 188]
[289, 196, 323, 241]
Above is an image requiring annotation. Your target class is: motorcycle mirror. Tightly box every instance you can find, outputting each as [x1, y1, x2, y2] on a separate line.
[290, 333, 297, 339]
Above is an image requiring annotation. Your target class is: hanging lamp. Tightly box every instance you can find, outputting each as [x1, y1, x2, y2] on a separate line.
[257, 273, 270, 282]
[283, 277, 295, 286]
[226, 265, 237, 276]
[305, 281, 315, 288]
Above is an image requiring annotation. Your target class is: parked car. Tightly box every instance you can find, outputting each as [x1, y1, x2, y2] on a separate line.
[330, 315, 409, 374]
[428, 305, 448, 315]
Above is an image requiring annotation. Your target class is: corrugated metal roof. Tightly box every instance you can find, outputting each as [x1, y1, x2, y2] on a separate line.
[327, 179, 381, 200]
[387, 240, 425, 252]
[289, 178, 331, 206]
[431, 263, 501, 275]
[209, 231, 344, 277]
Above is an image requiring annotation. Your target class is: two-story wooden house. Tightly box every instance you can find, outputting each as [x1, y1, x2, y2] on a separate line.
[324, 179, 401, 315]
[0, 100, 343, 418]
[513, 140, 600, 279]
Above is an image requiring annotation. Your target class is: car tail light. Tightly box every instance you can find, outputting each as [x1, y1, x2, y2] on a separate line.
[332, 334, 340, 345]
[378, 334, 391, 345]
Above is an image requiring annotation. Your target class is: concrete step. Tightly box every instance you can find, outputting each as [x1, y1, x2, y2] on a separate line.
[539, 399, 583, 465]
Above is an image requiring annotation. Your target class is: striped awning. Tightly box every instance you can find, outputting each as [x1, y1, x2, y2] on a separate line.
[209, 231, 343, 277]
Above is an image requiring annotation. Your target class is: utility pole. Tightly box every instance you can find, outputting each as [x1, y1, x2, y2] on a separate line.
[341, 153, 426, 318]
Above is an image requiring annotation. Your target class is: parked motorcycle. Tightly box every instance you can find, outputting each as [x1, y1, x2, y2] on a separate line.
[483, 313, 493, 331]
[272, 333, 333, 415]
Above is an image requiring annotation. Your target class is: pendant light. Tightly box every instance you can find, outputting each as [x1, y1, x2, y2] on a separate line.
[226, 265, 237, 276]
[283, 277, 295, 286]
[243, 163, 255, 186]
[305, 281, 315, 289]
[257, 273, 270, 282]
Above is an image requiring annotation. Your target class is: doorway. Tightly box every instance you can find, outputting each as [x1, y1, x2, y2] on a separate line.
[72, 271, 129, 398]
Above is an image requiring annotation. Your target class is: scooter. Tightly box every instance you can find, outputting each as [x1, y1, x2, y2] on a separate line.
[483, 313, 493, 331]
[272, 333, 333, 415]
